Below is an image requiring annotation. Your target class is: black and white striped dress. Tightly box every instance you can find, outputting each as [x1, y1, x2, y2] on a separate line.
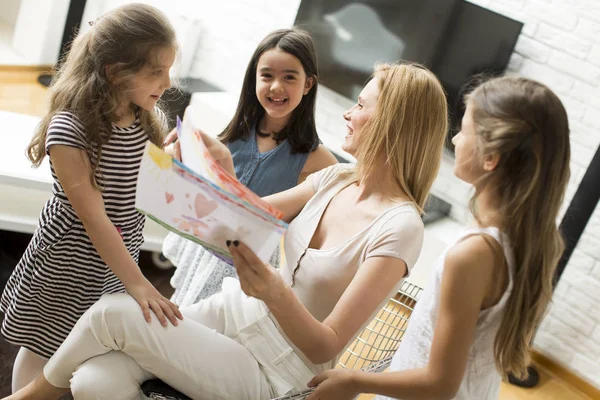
[0, 111, 148, 358]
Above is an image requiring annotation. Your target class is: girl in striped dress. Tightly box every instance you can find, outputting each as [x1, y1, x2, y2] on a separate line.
[0, 3, 182, 392]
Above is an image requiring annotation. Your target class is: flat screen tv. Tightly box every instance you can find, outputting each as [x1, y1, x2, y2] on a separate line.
[294, 0, 523, 149]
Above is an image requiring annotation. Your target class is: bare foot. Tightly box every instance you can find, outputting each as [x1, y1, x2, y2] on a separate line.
[2, 374, 68, 400]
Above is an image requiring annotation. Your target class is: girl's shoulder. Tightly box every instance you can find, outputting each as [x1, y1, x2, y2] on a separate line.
[444, 231, 505, 282]
[46, 111, 87, 149]
[302, 144, 339, 175]
[49, 111, 85, 131]
[441, 230, 511, 311]
[47, 111, 86, 140]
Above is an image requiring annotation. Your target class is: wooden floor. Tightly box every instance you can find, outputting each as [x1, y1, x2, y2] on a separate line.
[0, 66, 52, 117]
[0, 66, 594, 400]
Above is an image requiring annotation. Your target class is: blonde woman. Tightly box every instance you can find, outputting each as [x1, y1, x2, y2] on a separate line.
[5, 63, 449, 400]
[307, 76, 571, 400]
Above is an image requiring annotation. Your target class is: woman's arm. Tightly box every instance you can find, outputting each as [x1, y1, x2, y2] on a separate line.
[176, 129, 319, 223]
[263, 179, 316, 223]
[49, 145, 182, 327]
[229, 241, 407, 365]
[272, 256, 407, 364]
[307, 235, 500, 400]
[297, 144, 339, 184]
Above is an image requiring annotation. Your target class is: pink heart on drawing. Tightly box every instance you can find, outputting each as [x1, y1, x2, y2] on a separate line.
[165, 192, 174, 204]
[194, 193, 218, 218]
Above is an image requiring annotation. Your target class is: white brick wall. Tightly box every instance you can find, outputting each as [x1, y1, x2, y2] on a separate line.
[187, 0, 302, 94]
[92, 0, 600, 388]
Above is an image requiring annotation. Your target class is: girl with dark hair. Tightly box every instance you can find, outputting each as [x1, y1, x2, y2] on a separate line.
[162, 28, 337, 306]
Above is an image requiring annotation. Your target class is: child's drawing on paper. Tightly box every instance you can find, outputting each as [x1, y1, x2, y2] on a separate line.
[172, 217, 209, 239]
[148, 143, 173, 169]
[194, 193, 218, 218]
[170, 192, 219, 239]
[211, 224, 252, 249]
[178, 113, 283, 219]
[136, 140, 288, 265]
[141, 142, 174, 189]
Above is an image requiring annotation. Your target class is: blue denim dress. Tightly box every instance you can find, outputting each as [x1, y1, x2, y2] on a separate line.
[163, 127, 310, 305]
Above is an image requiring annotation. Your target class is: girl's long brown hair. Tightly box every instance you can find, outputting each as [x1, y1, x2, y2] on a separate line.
[467, 76, 571, 379]
[26, 3, 177, 187]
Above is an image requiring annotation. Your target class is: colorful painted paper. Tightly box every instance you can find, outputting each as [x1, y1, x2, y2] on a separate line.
[177, 112, 283, 219]
[135, 109, 287, 265]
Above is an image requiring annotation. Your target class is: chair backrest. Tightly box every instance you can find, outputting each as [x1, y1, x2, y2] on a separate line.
[337, 280, 422, 371]
[271, 280, 424, 400]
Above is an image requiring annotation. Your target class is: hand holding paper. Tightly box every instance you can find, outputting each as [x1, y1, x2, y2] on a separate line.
[229, 240, 288, 305]
[177, 114, 235, 178]
[136, 107, 286, 265]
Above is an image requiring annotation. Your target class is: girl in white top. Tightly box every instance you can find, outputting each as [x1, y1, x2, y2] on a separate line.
[4, 63, 449, 400]
[306, 76, 571, 400]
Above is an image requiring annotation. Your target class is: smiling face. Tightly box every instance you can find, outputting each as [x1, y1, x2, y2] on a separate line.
[125, 46, 176, 111]
[255, 48, 314, 128]
[342, 77, 380, 155]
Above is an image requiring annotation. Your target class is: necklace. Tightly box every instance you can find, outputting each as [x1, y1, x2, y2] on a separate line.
[256, 130, 273, 138]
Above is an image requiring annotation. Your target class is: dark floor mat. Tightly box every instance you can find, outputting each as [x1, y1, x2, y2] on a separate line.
[0, 250, 17, 294]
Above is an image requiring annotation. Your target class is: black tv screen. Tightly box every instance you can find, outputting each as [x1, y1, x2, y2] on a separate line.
[295, 0, 523, 143]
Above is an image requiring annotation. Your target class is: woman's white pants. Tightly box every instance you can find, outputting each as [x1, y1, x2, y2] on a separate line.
[43, 280, 315, 400]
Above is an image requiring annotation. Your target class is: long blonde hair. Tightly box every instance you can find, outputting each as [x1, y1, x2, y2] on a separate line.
[27, 3, 176, 187]
[354, 63, 449, 213]
[467, 76, 571, 379]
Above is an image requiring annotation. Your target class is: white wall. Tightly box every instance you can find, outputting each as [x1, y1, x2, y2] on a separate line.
[11, 0, 70, 64]
[184, 0, 600, 387]
[9, 0, 201, 67]
[187, 0, 301, 93]
[0, 0, 22, 26]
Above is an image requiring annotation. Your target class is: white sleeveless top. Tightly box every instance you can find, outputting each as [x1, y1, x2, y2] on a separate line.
[381, 227, 514, 400]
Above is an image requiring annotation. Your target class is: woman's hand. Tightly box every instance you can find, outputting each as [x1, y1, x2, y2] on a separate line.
[196, 129, 235, 176]
[306, 369, 360, 400]
[228, 241, 288, 305]
[126, 278, 183, 327]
